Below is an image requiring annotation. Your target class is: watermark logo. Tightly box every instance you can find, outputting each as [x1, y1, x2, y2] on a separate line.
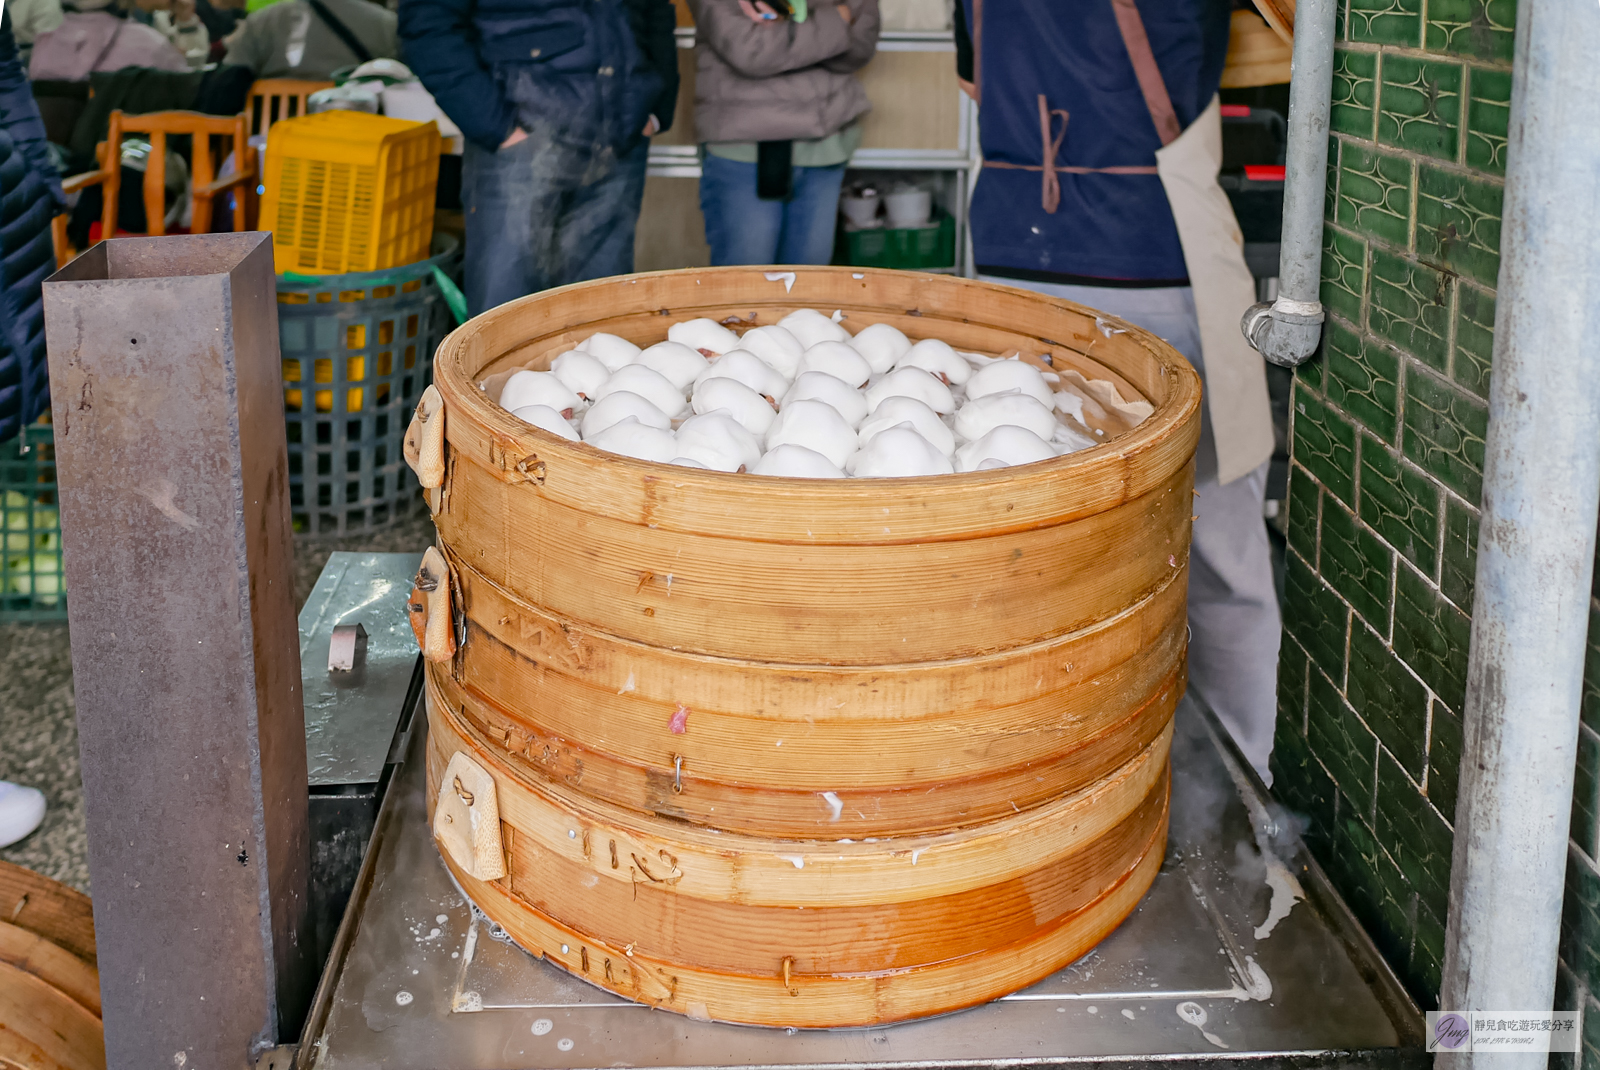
[1433, 1013, 1471, 1050]
[1426, 1012, 1582, 1053]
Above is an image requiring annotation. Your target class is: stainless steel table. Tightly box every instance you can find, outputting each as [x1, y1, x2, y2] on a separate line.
[295, 559, 1425, 1069]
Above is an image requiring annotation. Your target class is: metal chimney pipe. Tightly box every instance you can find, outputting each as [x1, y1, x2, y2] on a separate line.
[42, 233, 314, 1067]
[1240, 0, 1335, 367]
[1438, 0, 1600, 1064]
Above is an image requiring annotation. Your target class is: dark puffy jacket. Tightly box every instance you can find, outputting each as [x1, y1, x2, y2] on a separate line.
[0, 9, 62, 444]
[959, 0, 1232, 284]
[398, 0, 679, 154]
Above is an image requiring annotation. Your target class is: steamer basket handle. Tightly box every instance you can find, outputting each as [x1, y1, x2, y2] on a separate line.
[409, 546, 456, 663]
[433, 750, 505, 881]
[404, 384, 447, 490]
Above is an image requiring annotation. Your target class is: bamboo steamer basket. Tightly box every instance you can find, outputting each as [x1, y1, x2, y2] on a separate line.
[0, 861, 104, 1070]
[410, 267, 1201, 1026]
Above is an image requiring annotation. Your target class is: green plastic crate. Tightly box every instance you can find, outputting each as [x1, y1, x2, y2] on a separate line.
[1, 424, 66, 621]
[836, 211, 956, 271]
[277, 234, 461, 536]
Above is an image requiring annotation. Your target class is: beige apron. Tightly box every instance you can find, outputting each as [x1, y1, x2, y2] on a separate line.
[974, 0, 1276, 485]
[1155, 95, 1275, 485]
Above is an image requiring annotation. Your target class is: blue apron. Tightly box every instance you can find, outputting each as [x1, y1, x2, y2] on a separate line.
[965, 0, 1232, 284]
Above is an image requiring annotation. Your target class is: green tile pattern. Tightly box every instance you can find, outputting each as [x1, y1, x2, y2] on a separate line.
[1439, 497, 1479, 610]
[1453, 283, 1495, 398]
[1328, 809, 1418, 973]
[1562, 854, 1600, 996]
[1336, 144, 1413, 248]
[1293, 383, 1358, 503]
[1273, 0, 1538, 1017]
[1584, 605, 1600, 734]
[1332, 49, 1379, 137]
[1309, 669, 1379, 812]
[1393, 560, 1471, 712]
[1411, 899, 1447, 1007]
[1575, 726, 1600, 859]
[1324, 323, 1403, 441]
[1348, 0, 1422, 46]
[1375, 751, 1454, 918]
[1348, 623, 1429, 776]
[1427, 699, 1462, 818]
[1322, 226, 1368, 323]
[1416, 164, 1504, 286]
[1424, 0, 1516, 64]
[1403, 366, 1488, 502]
[1465, 67, 1512, 174]
[1377, 57, 1462, 161]
[1285, 551, 1351, 675]
[1369, 249, 1450, 371]
[1287, 463, 1321, 564]
[1360, 442, 1440, 569]
[1321, 499, 1394, 626]
[1279, 634, 1311, 737]
[1277, 0, 1599, 1031]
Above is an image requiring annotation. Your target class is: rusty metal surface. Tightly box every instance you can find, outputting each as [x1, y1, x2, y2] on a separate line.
[42, 234, 314, 1065]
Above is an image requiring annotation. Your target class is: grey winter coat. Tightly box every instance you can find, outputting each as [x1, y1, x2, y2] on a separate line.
[687, 0, 879, 144]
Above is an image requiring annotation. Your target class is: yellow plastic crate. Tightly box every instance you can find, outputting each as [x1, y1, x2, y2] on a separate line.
[262, 111, 441, 275]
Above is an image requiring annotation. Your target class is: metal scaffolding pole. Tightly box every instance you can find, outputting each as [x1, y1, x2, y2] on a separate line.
[1439, 1, 1600, 1065]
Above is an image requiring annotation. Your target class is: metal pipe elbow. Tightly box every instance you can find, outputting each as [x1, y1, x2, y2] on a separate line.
[1242, 299, 1326, 368]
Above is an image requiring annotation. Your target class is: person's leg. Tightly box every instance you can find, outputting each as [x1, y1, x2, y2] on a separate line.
[461, 128, 572, 316]
[698, 154, 783, 266]
[553, 139, 651, 285]
[775, 163, 846, 265]
[0, 781, 45, 849]
[1187, 460, 1282, 780]
[980, 275, 1282, 781]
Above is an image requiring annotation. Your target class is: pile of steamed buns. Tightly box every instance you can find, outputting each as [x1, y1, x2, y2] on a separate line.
[485, 309, 1153, 479]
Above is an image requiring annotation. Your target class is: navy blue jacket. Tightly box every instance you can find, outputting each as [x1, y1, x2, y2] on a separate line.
[399, 0, 679, 153]
[0, 9, 62, 444]
[959, 0, 1231, 284]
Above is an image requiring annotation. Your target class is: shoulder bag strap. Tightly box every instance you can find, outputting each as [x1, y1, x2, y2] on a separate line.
[88, 16, 129, 74]
[1107, 0, 1181, 146]
[304, 0, 373, 65]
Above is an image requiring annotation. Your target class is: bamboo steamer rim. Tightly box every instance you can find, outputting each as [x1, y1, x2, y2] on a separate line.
[440, 814, 1168, 1028]
[431, 692, 1174, 907]
[432, 267, 1203, 541]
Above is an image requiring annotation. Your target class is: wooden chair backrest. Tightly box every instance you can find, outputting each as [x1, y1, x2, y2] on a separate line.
[103, 110, 251, 238]
[247, 79, 335, 137]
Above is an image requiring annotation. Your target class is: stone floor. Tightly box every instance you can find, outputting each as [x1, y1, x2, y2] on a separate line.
[0, 508, 436, 893]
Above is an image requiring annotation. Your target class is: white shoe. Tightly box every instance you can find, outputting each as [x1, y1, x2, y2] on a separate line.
[0, 781, 46, 848]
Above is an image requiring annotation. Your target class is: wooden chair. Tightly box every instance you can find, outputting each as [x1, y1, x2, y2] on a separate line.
[247, 78, 335, 136]
[51, 109, 255, 267]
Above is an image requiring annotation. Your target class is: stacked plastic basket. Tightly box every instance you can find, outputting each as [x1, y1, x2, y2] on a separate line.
[1, 424, 65, 621]
[276, 235, 462, 536]
[263, 110, 462, 536]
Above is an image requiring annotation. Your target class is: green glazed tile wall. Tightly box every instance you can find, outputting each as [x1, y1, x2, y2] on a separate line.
[1274, 0, 1600, 1053]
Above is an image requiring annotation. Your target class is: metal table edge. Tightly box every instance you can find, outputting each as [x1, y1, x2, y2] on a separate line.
[297, 658, 425, 1068]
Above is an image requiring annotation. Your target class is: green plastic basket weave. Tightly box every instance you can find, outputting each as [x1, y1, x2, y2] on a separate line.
[276, 234, 462, 537]
[1, 424, 66, 622]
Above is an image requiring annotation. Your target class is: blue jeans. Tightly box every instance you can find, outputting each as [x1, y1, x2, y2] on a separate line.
[463, 125, 649, 316]
[698, 154, 845, 266]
